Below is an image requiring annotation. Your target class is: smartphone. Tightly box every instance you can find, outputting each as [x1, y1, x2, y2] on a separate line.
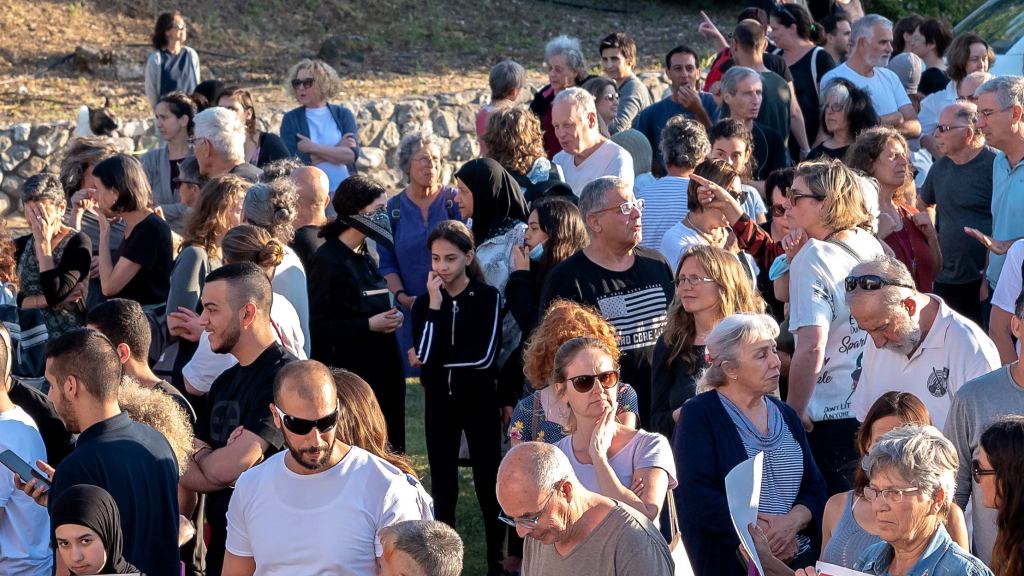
[0, 449, 50, 490]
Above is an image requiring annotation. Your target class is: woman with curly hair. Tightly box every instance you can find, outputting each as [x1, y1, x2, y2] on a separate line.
[979, 415, 1024, 576]
[0, 217, 17, 304]
[144, 11, 200, 110]
[650, 244, 765, 438]
[217, 87, 290, 169]
[482, 105, 569, 204]
[279, 58, 360, 195]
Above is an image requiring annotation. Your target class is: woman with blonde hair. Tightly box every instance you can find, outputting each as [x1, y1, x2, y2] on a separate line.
[651, 244, 765, 437]
[279, 58, 360, 194]
[509, 299, 639, 445]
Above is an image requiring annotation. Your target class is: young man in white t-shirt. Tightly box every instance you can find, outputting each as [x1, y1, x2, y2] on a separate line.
[819, 14, 921, 139]
[847, 256, 1000, 429]
[551, 87, 634, 196]
[0, 326, 52, 576]
[223, 361, 431, 576]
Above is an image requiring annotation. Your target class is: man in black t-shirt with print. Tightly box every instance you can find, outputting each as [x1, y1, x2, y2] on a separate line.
[180, 263, 296, 576]
[540, 176, 674, 428]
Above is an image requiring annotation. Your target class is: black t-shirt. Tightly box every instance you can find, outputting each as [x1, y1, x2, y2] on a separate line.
[539, 247, 674, 427]
[788, 48, 836, 157]
[49, 412, 180, 576]
[919, 67, 950, 97]
[289, 224, 325, 275]
[752, 122, 789, 181]
[195, 342, 295, 572]
[807, 143, 850, 162]
[720, 53, 793, 82]
[115, 213, 172, 305]
[8, 380, 74, 467]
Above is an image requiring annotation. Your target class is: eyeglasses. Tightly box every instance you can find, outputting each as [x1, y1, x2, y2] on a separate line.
[565, 370, 619, 394]
[593, 198, 645, 216]
[785, 188, 824, 203]
[978, 106, 1010, 118]
[186, 136, 208, 147]
[863, 485, 922, 504]
[291, 78, 315, 90]
[498, 479, 565, 529]
[676, 275, 716, 288]
[935, 124, 970, 133]
[273, 404, 340, 435]
[972, 459, 996, 483]
[824, 102, 847, 113]
[604, 93, 620, 101]
[844, 274, 916, 293]
[771, 204, 788, 218]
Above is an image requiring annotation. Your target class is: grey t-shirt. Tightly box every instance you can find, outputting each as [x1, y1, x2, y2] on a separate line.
[523, 502, 674, 576]
[919, 147, 996, 284]
[943, 364, 1024, 564]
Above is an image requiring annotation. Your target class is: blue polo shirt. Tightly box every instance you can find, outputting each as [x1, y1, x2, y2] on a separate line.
[986, 150, 1024, 286]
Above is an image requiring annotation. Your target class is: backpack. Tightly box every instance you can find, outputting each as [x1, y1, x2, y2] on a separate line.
[0, 303, 50, 388]
[388, 187, 460, 231]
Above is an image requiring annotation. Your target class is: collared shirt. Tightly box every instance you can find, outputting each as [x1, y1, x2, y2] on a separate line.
[851, 295, 999, 429]
[854, 524, 993, 575]
[986, 149, 1024, 285]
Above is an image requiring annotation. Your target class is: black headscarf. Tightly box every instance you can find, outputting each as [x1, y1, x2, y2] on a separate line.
[455, 158, 529, 245]
[51, 484, 141, 575]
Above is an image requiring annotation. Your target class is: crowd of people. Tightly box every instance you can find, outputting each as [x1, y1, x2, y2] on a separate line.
[2, 3, 1024, 576]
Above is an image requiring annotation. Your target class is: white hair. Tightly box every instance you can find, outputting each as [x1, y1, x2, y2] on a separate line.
[851, 14, 892, 47]
[544, 35, 587, 77]
[553, 86, 597, 122]
[975, 75, 1024, 113]
[500, 442, 575, 493]
[193, 107, 246, 164]
[699, 313, 780, 390]
[720, 66, 761, 97]
[861, 424, 958, 514]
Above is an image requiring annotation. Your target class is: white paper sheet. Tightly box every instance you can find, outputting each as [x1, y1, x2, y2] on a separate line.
[725, 451, 764, 576]
[814, 561, 872, 575]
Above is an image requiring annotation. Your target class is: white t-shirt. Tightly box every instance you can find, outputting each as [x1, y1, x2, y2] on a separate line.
[184, 294, 307, 393]
[820, 63, 912, 116]
[553, 140, 635, 196]
[225, 447, 432, 576]
[305, 106, 350, 197]
[658, 222, 760, 280]
[0, 406, 52, 576]
[919, 81, 958, 136]
[275, 246, 310, 356]
[788, 230, 885, 422]
[851, 296, 1000, 429]
[554, 430, 677, 492]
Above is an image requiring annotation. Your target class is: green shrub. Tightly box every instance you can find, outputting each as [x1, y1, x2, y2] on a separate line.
[863, 0, 986, 25]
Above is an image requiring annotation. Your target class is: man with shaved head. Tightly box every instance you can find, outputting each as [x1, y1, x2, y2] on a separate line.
[181, 262, 297, 575]
[496, 442, 673, 575]
[222, 360, 431, 576]
[289, 165, 330, 271]
[847, 255, 998, 429]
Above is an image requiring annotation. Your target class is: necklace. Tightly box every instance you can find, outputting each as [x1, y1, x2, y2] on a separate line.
[684, 214, 724, 246]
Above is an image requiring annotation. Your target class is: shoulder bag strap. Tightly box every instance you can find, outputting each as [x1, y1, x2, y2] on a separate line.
[826, 237, 864, 263]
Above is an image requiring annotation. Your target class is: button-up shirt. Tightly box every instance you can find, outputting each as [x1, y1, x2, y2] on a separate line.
[854, 524, 993, 575]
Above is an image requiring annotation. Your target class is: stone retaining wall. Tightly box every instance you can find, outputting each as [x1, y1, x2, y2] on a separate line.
[0, 73, 669, 218]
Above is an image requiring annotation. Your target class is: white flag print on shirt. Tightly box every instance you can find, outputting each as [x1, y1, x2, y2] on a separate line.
[597, 286, 669, 351]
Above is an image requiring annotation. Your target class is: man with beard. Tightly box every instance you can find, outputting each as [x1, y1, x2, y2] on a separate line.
[496, 442, 673, 576]
[181, 262, 296, 576]
[820, 14, 921, 139]
[17, 328, 180, 576]
[847, 255, 998, 429]
[222, 360, 431, 575]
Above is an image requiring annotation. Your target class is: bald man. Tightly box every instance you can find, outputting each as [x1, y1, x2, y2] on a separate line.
[289, 165, 330, 272]
[496, 443, 674, 576]
[222, 360, 431, 576]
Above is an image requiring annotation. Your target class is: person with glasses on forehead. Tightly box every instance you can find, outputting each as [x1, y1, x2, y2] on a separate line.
[145, 11, 200, 110]
[280, 59, 360, 196]
[549, 337, 675, 521]
[847, 255, 998, 432]
[222, 361, 430, 576]
[540, 176, 674, 428]
[797, 424, 993, 575]
[676, 313, 826, 575]
[945, 293, 1024, 565]
[976, 416, 1024, 574]
[496, 441, 674, 576]
[181, 262, 297, 576]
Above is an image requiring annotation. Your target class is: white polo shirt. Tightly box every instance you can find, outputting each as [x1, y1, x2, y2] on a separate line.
[851, 295, 1000, 429]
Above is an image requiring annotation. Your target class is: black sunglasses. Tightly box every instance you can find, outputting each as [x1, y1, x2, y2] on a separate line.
[566, 370, 619, 394]
[844, 275, 916, 293]
[972, 459, 996, 483]
[274, 404, 340, 435]
[771, 204, 787, 218]
[291, 78, 315, 90]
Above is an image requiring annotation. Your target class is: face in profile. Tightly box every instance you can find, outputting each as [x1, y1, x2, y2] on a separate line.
[199, 280, 244, 354]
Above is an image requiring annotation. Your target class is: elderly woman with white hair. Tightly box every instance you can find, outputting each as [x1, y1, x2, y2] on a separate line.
[530, 35, 594, 158]
[675, 312, 826, 576]
[796, 424, 993, 575]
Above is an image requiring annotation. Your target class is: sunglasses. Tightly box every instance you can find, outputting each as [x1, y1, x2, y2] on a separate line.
[273, 404, 340, 435]
[935, 124, 969, 133]
[291, 78, 315, 90]
[771, 204, 787, 218]
[844, 274, 916, 293]
[565, 370, 619, 393]
[972, 459, 996, 483]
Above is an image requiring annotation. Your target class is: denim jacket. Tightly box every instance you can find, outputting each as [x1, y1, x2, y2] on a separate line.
[854, 524, 994, 576]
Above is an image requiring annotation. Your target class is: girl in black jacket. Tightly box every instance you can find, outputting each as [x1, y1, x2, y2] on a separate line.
[411, 220, 504, 575]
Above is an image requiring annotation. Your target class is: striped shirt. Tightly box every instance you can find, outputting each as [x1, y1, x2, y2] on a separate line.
[638, 175, 690, 250]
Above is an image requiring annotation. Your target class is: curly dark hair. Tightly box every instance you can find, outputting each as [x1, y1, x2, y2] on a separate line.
[151, 11, 183, 51]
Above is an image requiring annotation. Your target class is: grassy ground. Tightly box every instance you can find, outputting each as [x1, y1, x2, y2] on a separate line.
[405, 380, 489, 575]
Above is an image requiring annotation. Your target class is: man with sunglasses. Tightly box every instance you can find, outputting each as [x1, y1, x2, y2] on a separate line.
[918, 101, 995, 327]
[181, 263, 296, 576]
[496, 442, 673, 576]
[847, 256, 998, 431]
[945, 289, 1024, 565]
[223, 360, 430, 576]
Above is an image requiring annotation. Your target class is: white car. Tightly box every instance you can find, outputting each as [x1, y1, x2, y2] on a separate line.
[955, 0, 1024, 76]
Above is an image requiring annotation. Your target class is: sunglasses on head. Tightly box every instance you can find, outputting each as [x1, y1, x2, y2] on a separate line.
[291, 78, 315, 90]
[844, 274, 916, 293]
[274, 404, 340, 435]
[565, 370, 619, 393]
